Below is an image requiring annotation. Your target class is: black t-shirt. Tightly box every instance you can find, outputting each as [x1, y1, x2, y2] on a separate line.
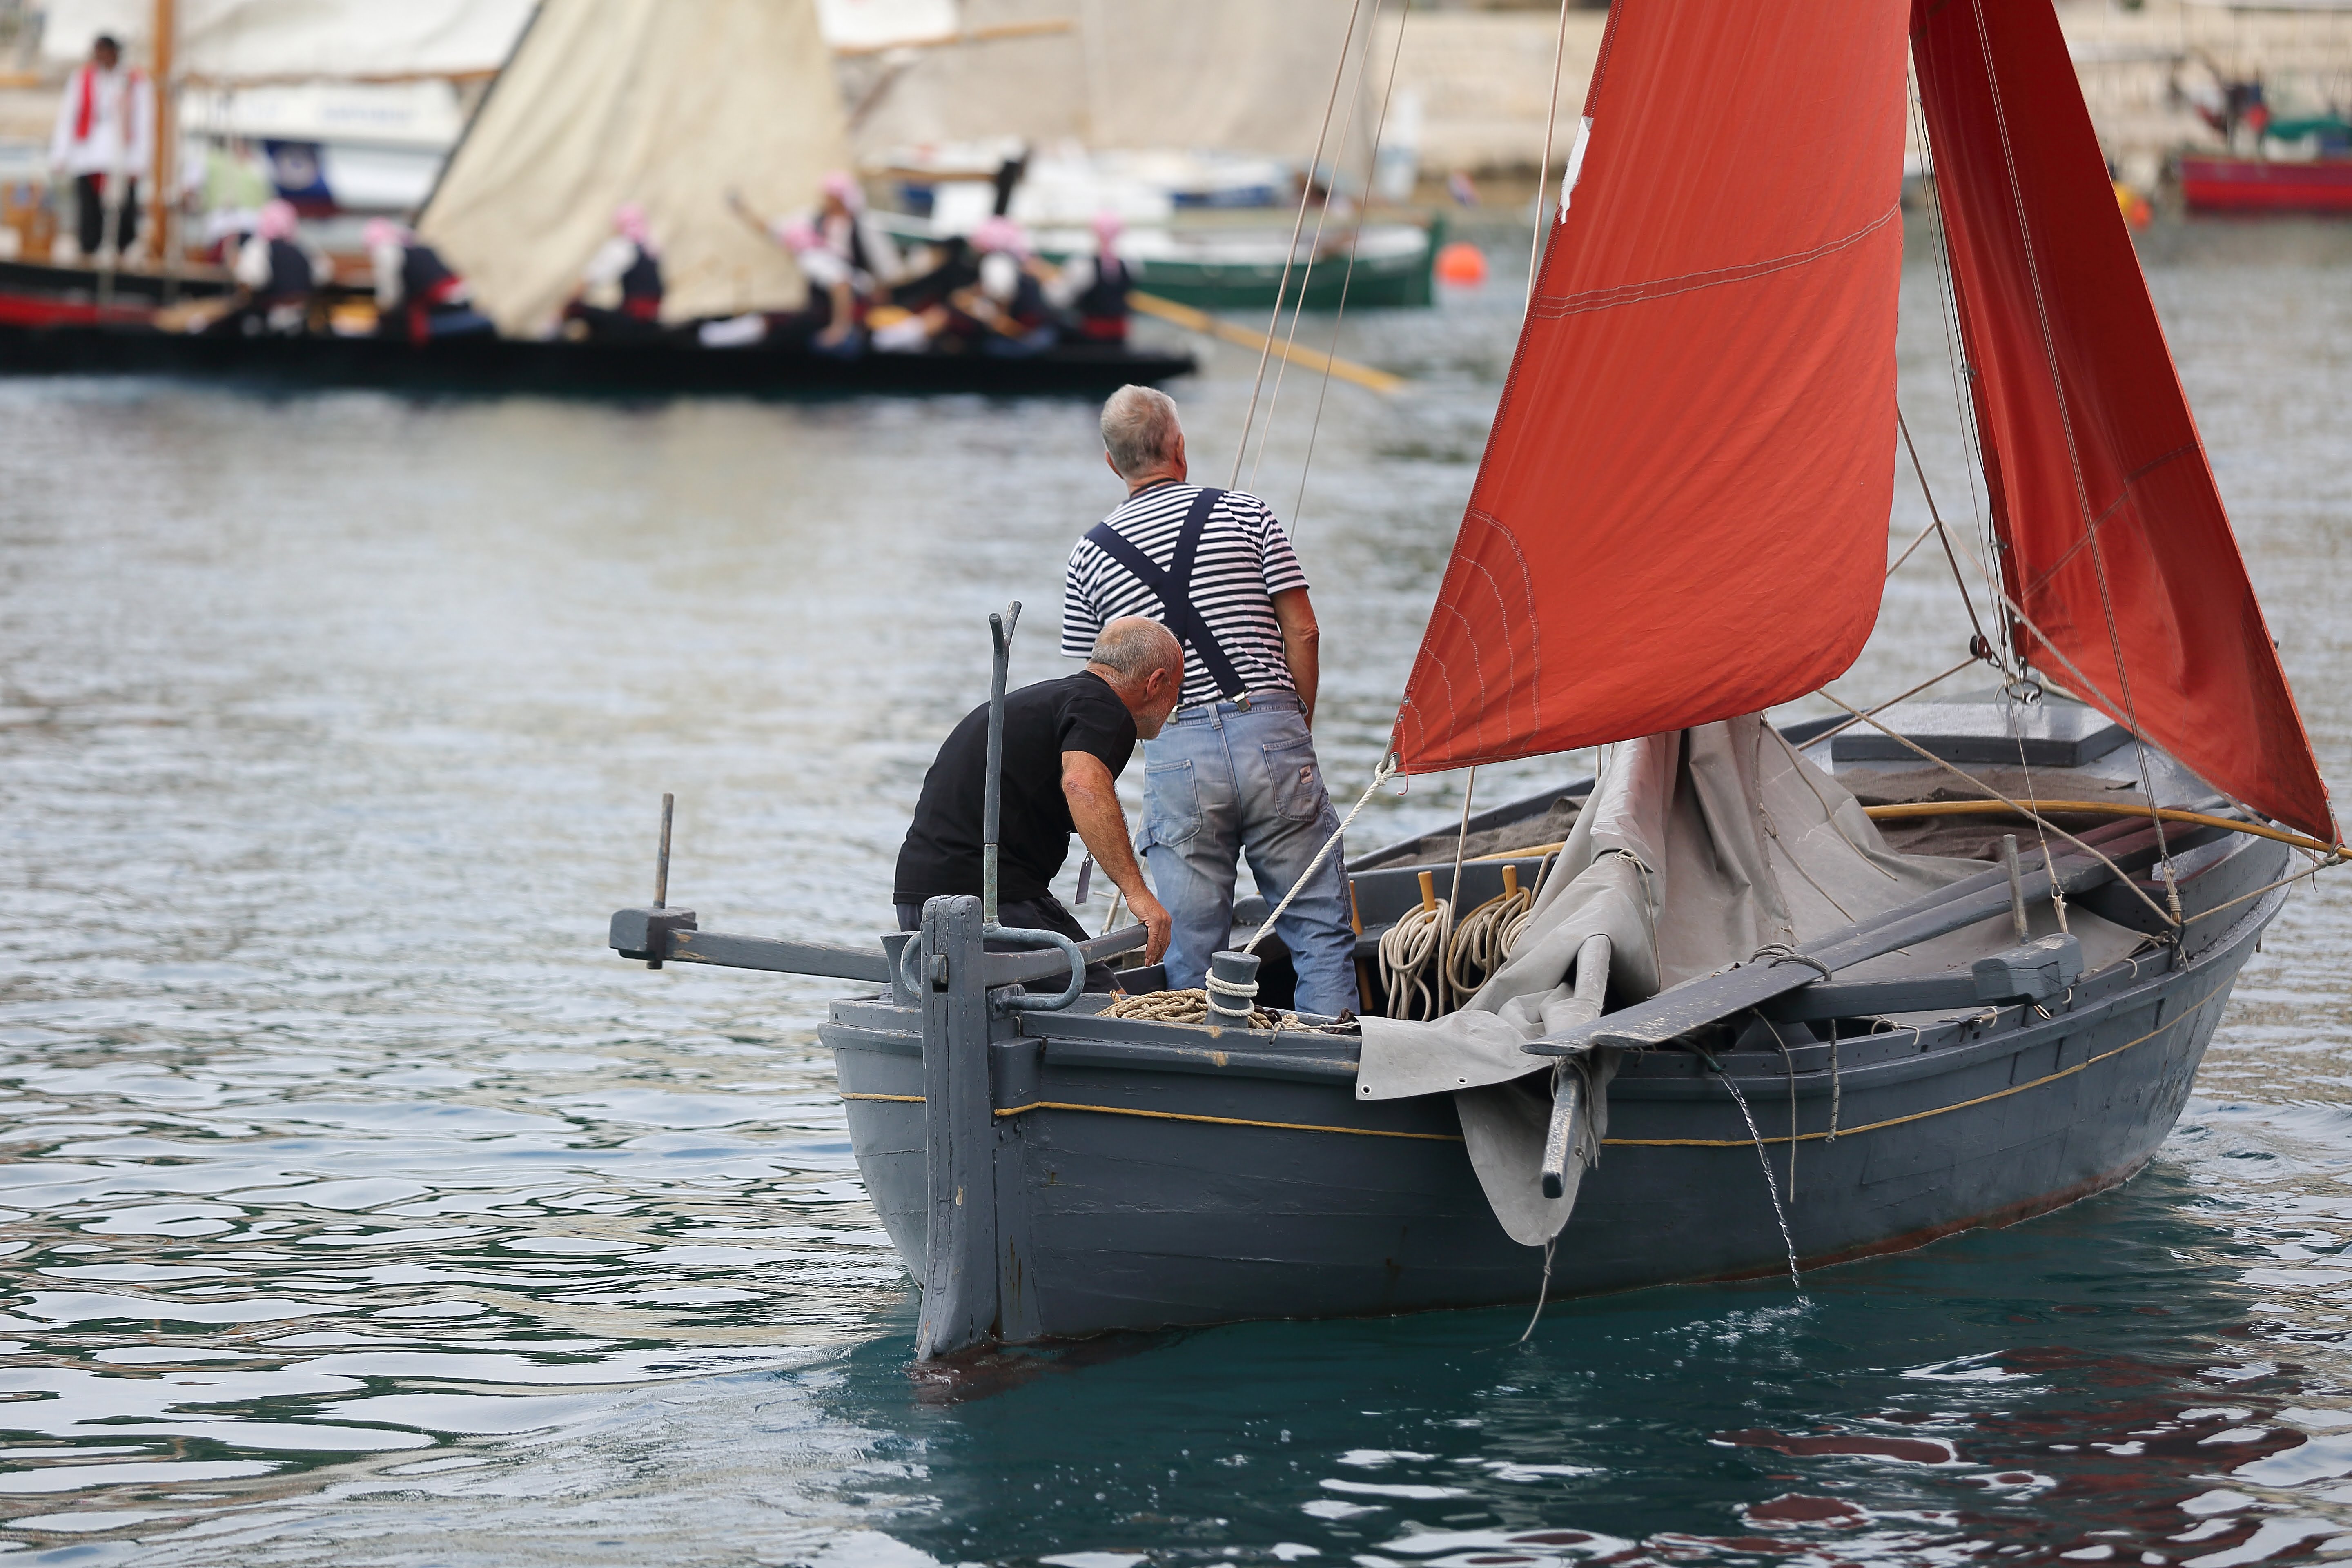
[893, 672, 1137, 906]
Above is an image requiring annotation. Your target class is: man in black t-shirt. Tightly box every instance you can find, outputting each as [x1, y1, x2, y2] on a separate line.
[893, 618, 1182, 987]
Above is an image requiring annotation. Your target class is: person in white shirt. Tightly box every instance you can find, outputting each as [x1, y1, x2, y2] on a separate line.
[48, 35, 154, 261]
[365, 218, 491, 344]
[816, 171, 903, 294]
[1042, 211, 1134, 344]
[228, 200, 324, 335]
[563, 203, 665, 339]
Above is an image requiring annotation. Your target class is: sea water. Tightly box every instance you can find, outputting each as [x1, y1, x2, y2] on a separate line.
[0, 221, 2347, 1565]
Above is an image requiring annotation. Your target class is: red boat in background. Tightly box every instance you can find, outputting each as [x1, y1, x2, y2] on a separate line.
[2180, 154, 2352, 214]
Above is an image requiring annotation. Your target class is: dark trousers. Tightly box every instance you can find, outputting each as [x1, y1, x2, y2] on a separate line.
[563, 301, 665, 341]
[895, 892, 1117, 993]
[74, 174, 139, 255]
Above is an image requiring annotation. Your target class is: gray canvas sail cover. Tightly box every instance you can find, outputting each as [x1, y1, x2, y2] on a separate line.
[1357, 714, 2136, 1245]
[420, 0, 851, 335]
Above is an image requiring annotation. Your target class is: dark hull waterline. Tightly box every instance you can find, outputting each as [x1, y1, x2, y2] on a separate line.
[0, 317, 1196, 397]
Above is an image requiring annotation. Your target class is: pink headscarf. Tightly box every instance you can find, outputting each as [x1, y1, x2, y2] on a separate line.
[969, 216, 1027, 258]
[362, 217, 408, 250]
[256, 199, 299, 241]
[820, 170, 864, 212]
[1091, 210, 1124, 249]
[613, 202, 653, 247]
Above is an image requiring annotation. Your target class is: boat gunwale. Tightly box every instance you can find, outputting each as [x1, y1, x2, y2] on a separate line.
[824, 864, 2285, 1135]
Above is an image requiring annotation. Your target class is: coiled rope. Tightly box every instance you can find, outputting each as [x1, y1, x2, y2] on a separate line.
[1444, 883, 1535, 1002]
[1103, 988, 1274, 1031]
[1377, 896, 1450, 1020]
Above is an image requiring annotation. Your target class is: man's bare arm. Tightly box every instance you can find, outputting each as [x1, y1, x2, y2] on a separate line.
[1272, 587, 1320, 728]
[1062, 750, 1171, 963]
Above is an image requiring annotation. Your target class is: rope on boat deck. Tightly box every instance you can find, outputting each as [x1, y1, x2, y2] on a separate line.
[1101, 988, 1275, 1031]
[1446, 884, 1535, 1002]
[1379, 896, 1450, 1020]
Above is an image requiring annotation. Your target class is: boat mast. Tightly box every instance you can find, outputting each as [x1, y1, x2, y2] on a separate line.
[150, 0, 175, 274]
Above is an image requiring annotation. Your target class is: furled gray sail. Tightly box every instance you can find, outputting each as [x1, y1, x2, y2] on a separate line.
[1359, 713, 2139, 1245]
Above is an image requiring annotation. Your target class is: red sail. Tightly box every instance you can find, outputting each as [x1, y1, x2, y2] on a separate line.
[1391, 0, 1913, 773]
[1914, 0, 2336, 843]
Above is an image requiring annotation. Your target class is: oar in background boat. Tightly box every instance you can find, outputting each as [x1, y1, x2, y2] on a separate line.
[1127, 291, 1406, 395]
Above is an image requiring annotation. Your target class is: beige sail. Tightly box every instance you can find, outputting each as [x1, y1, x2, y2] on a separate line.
[420, 0, 851, 335]
[847, 0, 1368, 164]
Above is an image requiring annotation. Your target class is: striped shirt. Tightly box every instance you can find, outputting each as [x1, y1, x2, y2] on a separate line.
[1062, 480, 1310, 709]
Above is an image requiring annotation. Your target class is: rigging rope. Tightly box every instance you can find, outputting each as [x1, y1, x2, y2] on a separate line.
[1528, 0, 1574, 312]
[1958, 0, 2181, 911]
[1804, 657, 1979, 752]
[1816, 690, 2178, 930]
[1242, 753, 1400, 958]
[1229, 0, 1369, 488]
[1244, 0, 1379, 494]
[1289, 0, 1413, 538]
[1895, 406, 2002, 671]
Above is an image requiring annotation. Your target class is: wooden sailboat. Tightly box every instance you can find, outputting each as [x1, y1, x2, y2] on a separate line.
[608, 0, 2342, 1361]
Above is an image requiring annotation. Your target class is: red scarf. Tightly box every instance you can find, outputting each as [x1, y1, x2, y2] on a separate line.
[71, 65, 142, 144]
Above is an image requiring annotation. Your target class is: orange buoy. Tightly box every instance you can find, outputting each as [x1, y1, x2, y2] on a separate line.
[1435, 241, 1488, 288]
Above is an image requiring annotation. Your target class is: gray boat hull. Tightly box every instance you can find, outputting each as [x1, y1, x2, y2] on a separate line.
[824, 837, 2286, 1342]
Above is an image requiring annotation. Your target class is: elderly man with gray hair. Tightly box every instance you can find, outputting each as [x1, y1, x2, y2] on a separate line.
[1060, 385, 1358, 1015]
[895, 616, 1182, 989]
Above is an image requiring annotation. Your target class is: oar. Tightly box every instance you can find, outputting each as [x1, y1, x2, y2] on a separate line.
[1523, 814, 2193, 1059]
[1128, 290, 1406, 395]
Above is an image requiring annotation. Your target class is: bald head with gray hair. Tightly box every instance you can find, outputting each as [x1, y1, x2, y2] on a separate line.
[1100, 385, 1185, 482]
[1088, 616, 1182, 685]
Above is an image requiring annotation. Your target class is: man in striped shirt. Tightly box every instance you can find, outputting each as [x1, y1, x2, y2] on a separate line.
[1060, 386, 1358, 1016]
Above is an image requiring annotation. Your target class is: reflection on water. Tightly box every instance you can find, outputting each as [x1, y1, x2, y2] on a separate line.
[0, 220, 2346, 1564]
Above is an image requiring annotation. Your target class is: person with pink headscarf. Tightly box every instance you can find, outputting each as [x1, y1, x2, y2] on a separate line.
[365, 218, 492, 345]
[562, 202, 666, 339]
[225, 199, 323, 335]
[1042, 211, 1134, 344]
[927, 215, 1058, 356]
[814, 170, 903, 290]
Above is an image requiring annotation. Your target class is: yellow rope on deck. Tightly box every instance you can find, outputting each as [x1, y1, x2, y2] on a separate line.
[1460, 798, 2345, 869]
[1859, 798, 2345, 858]
[993, 1101, 1463, 1141]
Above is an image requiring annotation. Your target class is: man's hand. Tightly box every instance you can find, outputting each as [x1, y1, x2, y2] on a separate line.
[1125, 886, 1173, 965]
[1062, 750, 1168, 962]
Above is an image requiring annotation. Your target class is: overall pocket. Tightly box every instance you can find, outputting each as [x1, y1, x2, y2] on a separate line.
[1263, 738, 1330, 823]
[1141, 759, 1203, 849]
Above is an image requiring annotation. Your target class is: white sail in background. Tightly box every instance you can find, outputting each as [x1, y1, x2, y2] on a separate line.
[419, 0, 852, 336]
[849, 0, 1370, 164]
[40, 0, 535, 81]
